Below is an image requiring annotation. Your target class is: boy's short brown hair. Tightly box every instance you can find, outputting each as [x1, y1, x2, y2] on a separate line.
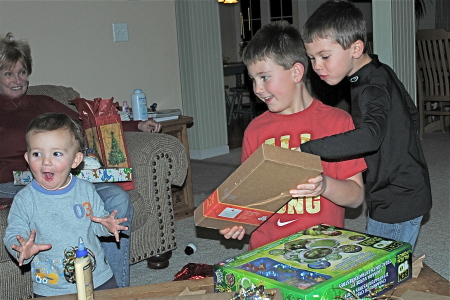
[26, 113, 85, 152]
[302, 0, 367, 52]
[242, 21, 309, 75]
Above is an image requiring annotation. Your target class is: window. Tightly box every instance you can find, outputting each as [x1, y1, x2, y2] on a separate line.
[240, 0, 262, 43]
[270, 0, 293, 23]
[240, 0, 293, 43]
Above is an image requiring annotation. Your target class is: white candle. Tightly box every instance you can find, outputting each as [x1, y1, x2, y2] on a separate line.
[240, 12, 244, 38]
[248, 7, 251, 31]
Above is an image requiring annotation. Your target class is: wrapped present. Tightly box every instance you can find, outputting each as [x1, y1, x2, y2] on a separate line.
[13, 168, 132, 185]
[71, 97, 134, 190]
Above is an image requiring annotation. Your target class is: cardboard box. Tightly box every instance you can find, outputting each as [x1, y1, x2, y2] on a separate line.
[194, 144, 322, 233]
[13, 168, 132, 185]
[214, 224, 412, 300]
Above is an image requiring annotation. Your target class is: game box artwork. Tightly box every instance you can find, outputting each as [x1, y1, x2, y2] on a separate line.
[214, 224, 412, 300]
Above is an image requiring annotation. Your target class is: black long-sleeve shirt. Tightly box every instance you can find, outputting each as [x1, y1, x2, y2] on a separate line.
[301, 55, 432, 223]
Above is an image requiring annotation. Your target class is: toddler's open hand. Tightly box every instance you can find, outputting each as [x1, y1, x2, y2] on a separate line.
[90, 210, 128, 242]
[12, 229, 52, 266]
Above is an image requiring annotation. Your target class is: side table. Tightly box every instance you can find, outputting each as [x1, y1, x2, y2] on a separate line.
[159, 116, 194, 221]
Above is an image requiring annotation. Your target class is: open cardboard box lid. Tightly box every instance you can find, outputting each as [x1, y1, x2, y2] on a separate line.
[195, 144, 322, 233]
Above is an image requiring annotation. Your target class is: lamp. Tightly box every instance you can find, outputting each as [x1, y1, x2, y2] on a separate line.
[218, 0, 224, 2]
[224, 0, 238, 3]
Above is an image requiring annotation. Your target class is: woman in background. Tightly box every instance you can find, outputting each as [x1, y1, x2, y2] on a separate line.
[0, 32, 161, 287]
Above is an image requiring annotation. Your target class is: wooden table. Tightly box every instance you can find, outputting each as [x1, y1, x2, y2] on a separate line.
[159, 116, 194, 221]
[223, 62, 246, 86]
[45, 264, 449, 299]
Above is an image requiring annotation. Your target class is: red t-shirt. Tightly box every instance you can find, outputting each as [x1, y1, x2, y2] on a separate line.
[242, 99, 367, 250]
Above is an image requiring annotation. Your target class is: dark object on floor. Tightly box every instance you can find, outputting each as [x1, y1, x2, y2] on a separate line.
[173, 263, 213, 281]
[147, 251, 173, 269]
[184, 243, 197, 255]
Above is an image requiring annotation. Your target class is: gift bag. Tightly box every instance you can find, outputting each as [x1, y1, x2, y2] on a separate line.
[71, 97, 134, 190]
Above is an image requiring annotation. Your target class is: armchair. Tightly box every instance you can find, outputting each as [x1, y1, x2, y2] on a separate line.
[0, 85, 188, 300]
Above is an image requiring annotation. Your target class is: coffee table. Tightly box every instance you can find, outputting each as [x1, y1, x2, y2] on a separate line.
[45, 264, 449, 299]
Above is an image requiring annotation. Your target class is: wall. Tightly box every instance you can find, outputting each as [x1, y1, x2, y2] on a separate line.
[176, 0, 229, 159]
[417, 0, 436, 29]
[0, 0, 182, 110]
[219, 3, 241, 63]
[219, 3, 242, 90]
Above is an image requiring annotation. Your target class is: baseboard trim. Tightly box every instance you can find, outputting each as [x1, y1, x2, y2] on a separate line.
[190, 145, 230, 160]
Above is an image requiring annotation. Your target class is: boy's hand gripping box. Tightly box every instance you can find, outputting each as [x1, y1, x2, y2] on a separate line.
[214, 224, 412, 300]
[194, 144, 323, 233]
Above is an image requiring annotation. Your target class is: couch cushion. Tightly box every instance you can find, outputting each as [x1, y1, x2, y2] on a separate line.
[0, 208, 13, 263]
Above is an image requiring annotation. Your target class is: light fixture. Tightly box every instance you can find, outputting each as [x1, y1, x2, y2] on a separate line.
[224, 0, 238, 3]
[218, 0, 224, 2]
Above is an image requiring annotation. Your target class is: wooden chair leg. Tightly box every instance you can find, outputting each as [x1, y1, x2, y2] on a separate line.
[147, 250, 173, 269]
[419, 100, 425, 140]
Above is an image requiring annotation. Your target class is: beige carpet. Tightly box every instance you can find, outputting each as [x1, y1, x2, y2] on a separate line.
[130, 130, 450, 286]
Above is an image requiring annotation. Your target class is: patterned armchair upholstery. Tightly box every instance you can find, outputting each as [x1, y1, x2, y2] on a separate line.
[0, 85, 188, 300]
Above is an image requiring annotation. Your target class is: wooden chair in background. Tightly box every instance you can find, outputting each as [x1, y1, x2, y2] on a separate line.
[415, 28, 450, 139]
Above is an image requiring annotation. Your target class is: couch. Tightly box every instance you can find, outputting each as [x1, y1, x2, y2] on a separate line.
[0, 85, 188, 300]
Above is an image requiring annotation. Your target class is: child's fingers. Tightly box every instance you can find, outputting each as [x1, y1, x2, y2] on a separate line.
[118, 225, 129, 232]
[39, 244, 52, 251]
[16, 235, 26, 245]
[109, 210, 118, 219]
[307, 174, 323, 184]
[235, 228, 246, 240]
[90, 215, 100, 223]
[116, 217, 127, 224]
[219, 228, 231, 235]
[28, 229, 37, 241]
[18, 255, 24, 266]
[223, 226, 245, 240]
[113, 231, 120, 242]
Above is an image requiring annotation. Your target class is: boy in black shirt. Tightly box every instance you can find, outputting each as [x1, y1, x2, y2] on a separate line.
[300, 0, 431, 250]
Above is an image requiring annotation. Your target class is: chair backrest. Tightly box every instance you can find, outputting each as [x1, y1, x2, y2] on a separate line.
[416, 28, 450, 101]
[26, 85, 80, 111]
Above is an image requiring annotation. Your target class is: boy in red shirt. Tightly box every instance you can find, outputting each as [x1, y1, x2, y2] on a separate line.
[220, 21, 367, 250]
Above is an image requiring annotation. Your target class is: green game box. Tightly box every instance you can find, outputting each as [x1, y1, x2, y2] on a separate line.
[214, 224, 412, 300]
